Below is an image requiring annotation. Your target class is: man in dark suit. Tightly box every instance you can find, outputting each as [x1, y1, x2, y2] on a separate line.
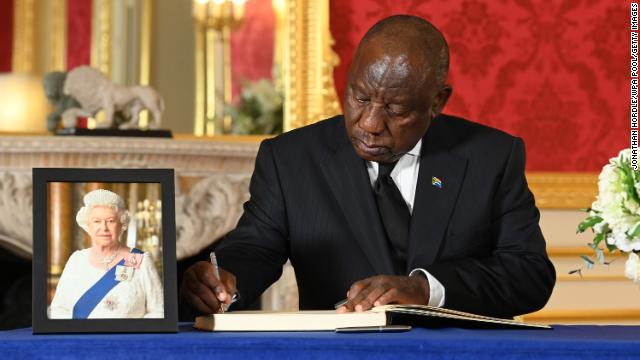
[180, 15, 555, 318]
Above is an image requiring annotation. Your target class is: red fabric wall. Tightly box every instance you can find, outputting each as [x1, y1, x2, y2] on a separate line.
[230, 0, 275, 102]
[66, 0, 92, 71]
[0, 0, 13, 72]
[330, 0, 627, 171]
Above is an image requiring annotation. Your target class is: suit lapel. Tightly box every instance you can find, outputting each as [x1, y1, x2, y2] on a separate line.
[407, 119, 468, 269]
[320, 119, 395, 275]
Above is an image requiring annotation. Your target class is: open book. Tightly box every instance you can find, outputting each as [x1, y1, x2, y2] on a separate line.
[193, 304, 550, 331]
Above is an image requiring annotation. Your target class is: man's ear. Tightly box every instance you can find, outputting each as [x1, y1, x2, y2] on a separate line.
[431, 85, 453, 118]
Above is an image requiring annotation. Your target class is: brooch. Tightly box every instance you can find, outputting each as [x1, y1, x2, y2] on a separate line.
[104, 296, 118, 311]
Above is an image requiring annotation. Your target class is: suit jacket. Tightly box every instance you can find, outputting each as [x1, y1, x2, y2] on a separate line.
[216, 114, 556, 318]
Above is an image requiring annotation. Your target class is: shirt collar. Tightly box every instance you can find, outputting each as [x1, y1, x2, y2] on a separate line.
[406, 139, 422, 157]
[366, 139, 422, 172]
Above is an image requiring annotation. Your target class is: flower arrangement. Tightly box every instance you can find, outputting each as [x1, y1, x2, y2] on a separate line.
[577, 149, 640, 284]
[228, 78, 283, 135]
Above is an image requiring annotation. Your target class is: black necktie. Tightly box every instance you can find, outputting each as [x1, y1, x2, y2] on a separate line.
[374, 161, 411, 270]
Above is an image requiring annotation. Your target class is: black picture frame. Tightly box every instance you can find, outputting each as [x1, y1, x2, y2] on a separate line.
[32, 168, 178, 333]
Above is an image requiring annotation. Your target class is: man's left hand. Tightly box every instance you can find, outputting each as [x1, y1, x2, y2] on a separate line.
[337, 275, 429, 312]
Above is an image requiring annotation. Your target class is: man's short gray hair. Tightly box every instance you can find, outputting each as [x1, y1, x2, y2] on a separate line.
[76, 189, 130, 235]
[359, 14, 450, 85]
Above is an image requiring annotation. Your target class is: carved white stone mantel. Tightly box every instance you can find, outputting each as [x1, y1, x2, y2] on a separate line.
[0, 134, 259, 260]
[0, 135, 260, 176]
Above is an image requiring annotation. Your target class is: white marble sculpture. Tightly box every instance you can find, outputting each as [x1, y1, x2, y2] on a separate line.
[61, 66, 164, 130]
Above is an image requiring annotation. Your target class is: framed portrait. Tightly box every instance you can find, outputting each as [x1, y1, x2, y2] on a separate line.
[32, 168, 178, 333]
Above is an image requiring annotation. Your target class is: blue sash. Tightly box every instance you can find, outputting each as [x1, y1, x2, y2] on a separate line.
[72, 248, 144, 319]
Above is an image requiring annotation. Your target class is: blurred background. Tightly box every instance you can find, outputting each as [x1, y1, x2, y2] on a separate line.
[0, 0, 626, 167]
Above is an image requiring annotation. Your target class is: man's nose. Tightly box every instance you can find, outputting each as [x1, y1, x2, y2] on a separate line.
[358, 105, 385, 135]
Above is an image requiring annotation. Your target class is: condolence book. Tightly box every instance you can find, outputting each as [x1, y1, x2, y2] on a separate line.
[193, 304, 550, 331]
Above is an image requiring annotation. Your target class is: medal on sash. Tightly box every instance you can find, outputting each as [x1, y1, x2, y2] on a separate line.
[115, 265, 134, 282]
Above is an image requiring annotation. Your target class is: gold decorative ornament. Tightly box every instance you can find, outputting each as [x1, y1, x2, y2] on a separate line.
[91, 0, 113, 77]
[192, 0, 248, 136]
[12, 0, 36, 73]
[49, 0, 67, 72]
[282, 0, 341, 131]
[526, 172, 599, 209]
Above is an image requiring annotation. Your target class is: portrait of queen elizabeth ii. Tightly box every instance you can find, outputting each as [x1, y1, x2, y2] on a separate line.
[49, 189, 164, 319]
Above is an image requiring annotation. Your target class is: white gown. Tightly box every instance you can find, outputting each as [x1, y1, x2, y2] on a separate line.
[49, 248, 164, 319]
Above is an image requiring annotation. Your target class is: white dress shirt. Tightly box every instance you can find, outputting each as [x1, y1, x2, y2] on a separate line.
[365, 139, 446, 307]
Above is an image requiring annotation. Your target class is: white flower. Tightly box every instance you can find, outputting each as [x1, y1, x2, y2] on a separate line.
[613, 148, 632, 166]
[592, 165, 622, 215]
[580, 149, 640, 284]
[624, 252, 640, 285]
[589, 148, 640, 252]
[593, 220, 606, 234]
[607, 228, 640, 252]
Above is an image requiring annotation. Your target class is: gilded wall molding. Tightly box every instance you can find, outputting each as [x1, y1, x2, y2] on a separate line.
[139, 0, 152, 127]
[194, 23, 207, 136]
[140, 0, 152, 86]
[12, 0, 36, 73]
[91, 0, 113, 76]
[49, 0, 67, 72]
[526, 172, 598, 209]
[283, 0, 341, 131]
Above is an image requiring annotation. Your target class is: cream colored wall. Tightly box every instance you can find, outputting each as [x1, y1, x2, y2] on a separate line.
[525, 209, 640, 324]
[150, 1, 195, 134]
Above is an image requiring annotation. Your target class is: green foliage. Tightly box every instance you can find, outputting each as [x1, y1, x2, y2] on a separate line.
[580, 255, 594, 269]
[619, 160, 640, 204]
[228, 78, 283, 135]
[576, 215, 603, 233]
[570, 149, 640, 279]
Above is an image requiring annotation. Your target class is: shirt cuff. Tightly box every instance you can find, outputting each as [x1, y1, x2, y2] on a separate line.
[409, 268, 446, 307]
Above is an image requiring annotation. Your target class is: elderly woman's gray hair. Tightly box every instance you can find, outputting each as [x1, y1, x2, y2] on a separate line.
[76, 189, 130, 234]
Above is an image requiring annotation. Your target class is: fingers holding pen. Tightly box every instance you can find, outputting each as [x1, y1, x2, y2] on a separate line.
[180, 261, 222, 314]
[179, 260, 239, 314]
[217, 269, 238, 305]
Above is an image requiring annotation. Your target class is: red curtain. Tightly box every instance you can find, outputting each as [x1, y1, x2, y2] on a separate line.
[330, 0, 627, 171]
[0, 0, 13, 72]
[66, 0, 92, 71]
[230, 0, 275, 102]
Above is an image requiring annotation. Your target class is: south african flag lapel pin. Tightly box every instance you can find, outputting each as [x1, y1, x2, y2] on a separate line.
[432, 176, 443, 188]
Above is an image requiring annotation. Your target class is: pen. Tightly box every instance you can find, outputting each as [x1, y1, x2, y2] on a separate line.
[209, 252, 238, 313]
[334, 298, 348, 309]
[335, 325, 412, 333]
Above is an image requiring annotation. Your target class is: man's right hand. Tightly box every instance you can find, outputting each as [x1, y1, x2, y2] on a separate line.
[180, 261, 237, 314]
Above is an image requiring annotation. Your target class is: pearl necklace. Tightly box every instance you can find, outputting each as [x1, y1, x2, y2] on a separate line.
[95, 242, 121, 271]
